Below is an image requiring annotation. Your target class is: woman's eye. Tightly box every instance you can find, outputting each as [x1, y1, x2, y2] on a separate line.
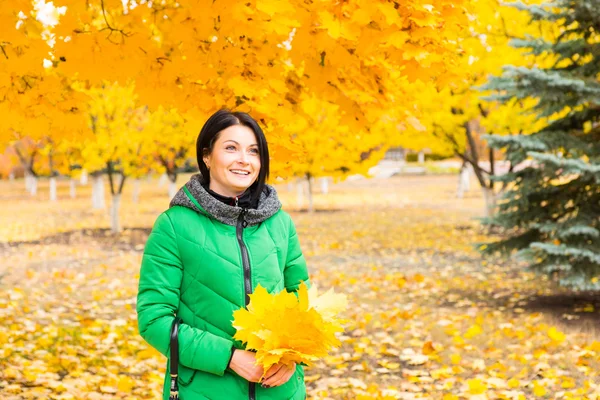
[226, 145, 236, 151]
[249, 148, 259, 154]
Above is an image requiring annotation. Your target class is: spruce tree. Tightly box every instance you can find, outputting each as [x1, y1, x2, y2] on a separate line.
[479, 0, 600, 289]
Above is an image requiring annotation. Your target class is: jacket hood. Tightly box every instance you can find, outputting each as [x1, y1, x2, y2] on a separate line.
[169, 174, 282, 226]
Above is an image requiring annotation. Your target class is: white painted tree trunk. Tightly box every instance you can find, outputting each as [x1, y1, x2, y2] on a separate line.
[132, 178, 141, 203]
[158, 173, 168, 187]
[320, 177, 329, 194]
[462, 167, 471, 192]
[418, 151, 425, 164]
[30, 177, 38, 196]
[482, 187, 497, 218]
[49, 177, 57, 201]
[456, 165, 471, 198]
[70, 179, 76, 199]
[92, 176, 106, 209]
[24, 171, 32, 192]
[9, 172, 14, 181]
[80, 169, 88, 185]
[168, 181, 178, 199]
[296, 180, 304, 210]
[110, 194, 121, 233]
[307, 176, 314, 213]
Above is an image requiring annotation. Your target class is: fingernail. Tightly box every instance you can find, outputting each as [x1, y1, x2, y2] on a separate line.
[261, 384, 269, 388]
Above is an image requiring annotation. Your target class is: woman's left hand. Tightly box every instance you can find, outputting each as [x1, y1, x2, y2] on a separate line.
[261, 362, 296, 388]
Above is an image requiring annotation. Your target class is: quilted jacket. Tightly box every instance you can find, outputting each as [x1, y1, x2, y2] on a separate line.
[137, 174, 310, 400]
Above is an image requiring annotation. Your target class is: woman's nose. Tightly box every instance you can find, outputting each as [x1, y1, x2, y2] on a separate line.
[238, 153, 249, 164]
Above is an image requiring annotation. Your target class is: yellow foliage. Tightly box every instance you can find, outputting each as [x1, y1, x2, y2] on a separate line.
[232, 282, 347, 376]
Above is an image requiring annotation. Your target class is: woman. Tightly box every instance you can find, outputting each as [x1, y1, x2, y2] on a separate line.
[137, 109, 310, 400]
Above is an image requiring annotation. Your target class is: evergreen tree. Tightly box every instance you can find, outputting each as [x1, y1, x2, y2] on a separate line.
[479, 0, 600, 289]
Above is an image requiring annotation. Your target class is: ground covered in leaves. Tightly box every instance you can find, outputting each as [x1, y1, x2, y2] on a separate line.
[1, 175, 599, 399]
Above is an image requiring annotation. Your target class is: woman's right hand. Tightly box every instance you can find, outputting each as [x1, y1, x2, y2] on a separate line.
[228, 349, 264, 382]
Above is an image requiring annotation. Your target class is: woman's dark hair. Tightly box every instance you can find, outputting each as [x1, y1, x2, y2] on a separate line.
[196, 109, 270, 205]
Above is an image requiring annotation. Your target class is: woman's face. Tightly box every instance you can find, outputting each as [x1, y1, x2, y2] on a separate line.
[203, 124, 261, 198]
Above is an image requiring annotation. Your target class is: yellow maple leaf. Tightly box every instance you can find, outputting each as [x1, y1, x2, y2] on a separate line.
[467, 378, 487, 394]
[308, 284, 348, 321]
[548, 326, 566, 343]
[533, 380, 546, 396]
[117, 376, 135, 392]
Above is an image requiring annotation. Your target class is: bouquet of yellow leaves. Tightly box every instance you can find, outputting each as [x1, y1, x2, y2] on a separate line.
[232, 282, 347, 376]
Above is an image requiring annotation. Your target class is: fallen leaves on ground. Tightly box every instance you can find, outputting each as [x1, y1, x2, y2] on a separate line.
[1, 175, 600, 399]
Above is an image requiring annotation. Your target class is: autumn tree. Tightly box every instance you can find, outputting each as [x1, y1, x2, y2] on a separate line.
[145, 106, 194, 198]
[479, 0, 600, 289]
[45, 0, 474, 179]
[79, 81, 148, 233]
[398, 0, 547, 216]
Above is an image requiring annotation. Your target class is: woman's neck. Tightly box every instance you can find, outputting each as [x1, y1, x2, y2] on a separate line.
[208, 183, 246, 199]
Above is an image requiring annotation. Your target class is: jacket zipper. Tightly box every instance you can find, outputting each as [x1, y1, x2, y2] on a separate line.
[236, 208, 255, 400]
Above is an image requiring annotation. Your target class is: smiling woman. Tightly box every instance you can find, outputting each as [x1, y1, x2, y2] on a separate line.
[136, 109, 310, 400]
[196, 110, 270, 208]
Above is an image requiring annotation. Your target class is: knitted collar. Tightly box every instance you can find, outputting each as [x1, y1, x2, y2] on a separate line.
[169, 174, 282, 226]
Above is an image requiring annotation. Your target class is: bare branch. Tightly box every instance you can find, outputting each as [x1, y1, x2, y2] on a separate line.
[99, 0, 130, 42]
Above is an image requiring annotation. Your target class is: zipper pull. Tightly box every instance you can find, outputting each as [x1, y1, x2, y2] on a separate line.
[235, 196, 239, 207]
[241, 208, 248, 228]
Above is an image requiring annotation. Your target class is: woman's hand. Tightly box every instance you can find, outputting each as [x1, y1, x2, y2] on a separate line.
[261, 362, 296, 388]
[228, 350, 264, 382]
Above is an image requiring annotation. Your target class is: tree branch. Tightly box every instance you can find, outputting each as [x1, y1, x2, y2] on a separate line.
[99, 0, 130, 43]
[117, 173, 127, 194]
[106, 161, 115, 196]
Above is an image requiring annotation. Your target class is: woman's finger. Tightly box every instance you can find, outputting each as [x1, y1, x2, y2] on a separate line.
[262, 364, 294, 387]
[261, 366, 288, 386]
[262, 363, 283, 381]
[270, 368, 295, 387]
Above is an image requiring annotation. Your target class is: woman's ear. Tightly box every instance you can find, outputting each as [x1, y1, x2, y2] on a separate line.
[202, 149, 211, 170]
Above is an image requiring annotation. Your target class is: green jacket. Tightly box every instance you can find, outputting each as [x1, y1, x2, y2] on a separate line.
[137, 175, 310, 400]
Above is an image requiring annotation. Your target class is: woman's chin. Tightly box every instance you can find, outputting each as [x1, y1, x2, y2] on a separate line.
[227, 181, 252, 193]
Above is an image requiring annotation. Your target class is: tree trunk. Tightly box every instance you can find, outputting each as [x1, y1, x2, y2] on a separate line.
[132, 178, 141, 203]
[296, 179, 304, 210]
[70, 179, 76, 199]
[110, 194, 121, 233]
[30, 176, 38, 196]
[307, 174, 314, 213]
[158, 173, 168, 187]
[457, 163, 471, 198]
[320, 177, 329, 194]
[49, 177, 57, 201]
[168, 181, 178, 199]
[482, 187, 497, 218]
[9, 172, 14, 181]
[80, 169, 88, 185]
[25, 171, 32, 192]
[418, 151, 425, 164]
[92, 175, 106, 209]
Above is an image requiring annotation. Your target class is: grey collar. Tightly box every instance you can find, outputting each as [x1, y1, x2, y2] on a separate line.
[169, 174, 282, 226]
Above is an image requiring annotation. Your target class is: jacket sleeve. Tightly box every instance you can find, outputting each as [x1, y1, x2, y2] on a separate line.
[284, 215, 310, 292]
[136, 212, 233, 376]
